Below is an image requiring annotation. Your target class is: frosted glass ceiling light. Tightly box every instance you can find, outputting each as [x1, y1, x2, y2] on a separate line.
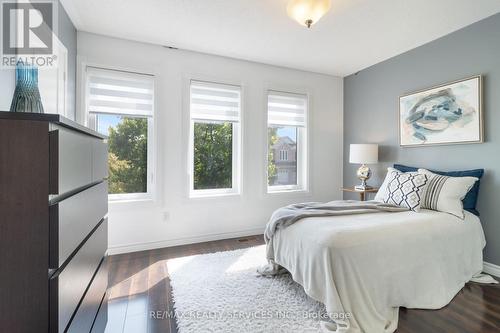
[287, 0, 331, 28]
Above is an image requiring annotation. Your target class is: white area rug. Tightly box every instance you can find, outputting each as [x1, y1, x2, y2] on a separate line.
[168, 245, 329, 333]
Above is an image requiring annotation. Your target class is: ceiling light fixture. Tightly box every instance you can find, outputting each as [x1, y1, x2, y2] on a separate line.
[287, 0, 331, 28]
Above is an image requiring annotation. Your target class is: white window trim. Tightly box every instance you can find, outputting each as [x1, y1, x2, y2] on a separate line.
[82, 64, 156, 202]
[266, 90, 309, 194]
[188, 80, 242, 198]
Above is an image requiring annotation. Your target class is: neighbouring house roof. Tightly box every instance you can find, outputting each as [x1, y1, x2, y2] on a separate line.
[272, 136, 296, 150]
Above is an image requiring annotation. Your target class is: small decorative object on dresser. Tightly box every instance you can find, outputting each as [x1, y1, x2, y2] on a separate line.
[0, 111, 108, 333]
[10, 63, 45, 113]
[399, 76, 483, 147]
[349, 143, 378, 190]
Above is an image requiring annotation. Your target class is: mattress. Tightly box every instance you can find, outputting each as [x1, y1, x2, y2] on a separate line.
[272, 209, 486, 332]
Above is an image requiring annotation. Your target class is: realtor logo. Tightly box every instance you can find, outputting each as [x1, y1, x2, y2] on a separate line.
[1, 0, 56, 67]
[2, 1, 53, 54]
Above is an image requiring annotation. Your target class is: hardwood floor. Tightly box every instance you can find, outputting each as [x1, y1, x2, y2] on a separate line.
[102, 235, 500, 333]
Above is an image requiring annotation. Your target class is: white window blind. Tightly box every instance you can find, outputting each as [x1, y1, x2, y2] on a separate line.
[268, 91, 307, 127]
[87, 67, 154, 117]
[190, 80, 241, 122]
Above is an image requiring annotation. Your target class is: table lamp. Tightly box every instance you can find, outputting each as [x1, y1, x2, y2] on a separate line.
[349, 144, 378, 190]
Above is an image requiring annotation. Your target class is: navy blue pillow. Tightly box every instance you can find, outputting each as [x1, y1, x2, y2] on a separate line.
[393, 164, 484, 216]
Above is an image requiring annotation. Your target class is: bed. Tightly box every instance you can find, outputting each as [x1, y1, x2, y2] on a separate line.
[271, 208, 486, 333]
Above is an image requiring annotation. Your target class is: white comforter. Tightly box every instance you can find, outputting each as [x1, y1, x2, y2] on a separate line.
[271, 209, 486, 333]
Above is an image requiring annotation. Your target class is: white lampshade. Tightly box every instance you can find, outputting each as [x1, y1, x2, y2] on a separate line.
[349, 144, 378, 164]
[287, 0, 332, 28]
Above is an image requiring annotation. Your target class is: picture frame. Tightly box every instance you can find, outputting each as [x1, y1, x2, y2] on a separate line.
[399, 75, 483, 147]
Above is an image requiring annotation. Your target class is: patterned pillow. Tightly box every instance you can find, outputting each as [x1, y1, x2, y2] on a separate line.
[375, 167, 418, 202]
[418, 169, 478, 218]
[382, 170, 428, 211]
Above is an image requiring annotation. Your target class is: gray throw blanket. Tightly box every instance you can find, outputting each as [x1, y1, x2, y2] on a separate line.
[258, 200, 409, 276]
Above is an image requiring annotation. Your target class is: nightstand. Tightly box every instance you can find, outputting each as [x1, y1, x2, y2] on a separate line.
[341, 187, 379, 201]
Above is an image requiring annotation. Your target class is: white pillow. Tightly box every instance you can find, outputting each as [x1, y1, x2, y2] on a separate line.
[374, 167, 417, 201]
[376, 168, 428, 212]
[418, 169, 478, 219]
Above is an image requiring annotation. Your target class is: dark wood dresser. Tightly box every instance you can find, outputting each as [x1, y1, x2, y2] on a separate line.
[0, 112, 109, 333]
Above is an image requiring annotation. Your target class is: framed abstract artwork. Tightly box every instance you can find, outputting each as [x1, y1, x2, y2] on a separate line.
[399, 76, 483, 147]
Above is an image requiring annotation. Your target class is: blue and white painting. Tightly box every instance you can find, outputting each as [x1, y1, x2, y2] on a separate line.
[399, 76, 482, 146]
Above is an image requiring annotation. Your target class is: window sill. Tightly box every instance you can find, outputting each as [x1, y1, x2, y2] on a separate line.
[266, 188, 311, 196]
[109, 198, 154, 204]
[188, 190, 241, 200]
[108, 193, 153, 204]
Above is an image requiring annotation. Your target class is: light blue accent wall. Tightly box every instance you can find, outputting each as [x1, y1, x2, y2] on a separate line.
[343, 13, 500, 265]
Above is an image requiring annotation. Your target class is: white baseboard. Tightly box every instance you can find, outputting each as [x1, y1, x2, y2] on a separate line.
[107, 227, 264, 255]
[483, 261, 500, 278]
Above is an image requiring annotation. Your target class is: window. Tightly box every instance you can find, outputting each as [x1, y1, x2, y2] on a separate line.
[279, 150, 288, 161]
[267, 91, 308, 192]
[86, 67, 155, 200]
[189, 80, 241, 197]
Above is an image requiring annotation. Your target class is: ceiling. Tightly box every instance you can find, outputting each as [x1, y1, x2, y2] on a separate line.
[60, 0, 500, 77]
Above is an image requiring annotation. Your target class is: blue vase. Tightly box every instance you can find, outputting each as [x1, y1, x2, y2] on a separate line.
[10, 64, 44, 113]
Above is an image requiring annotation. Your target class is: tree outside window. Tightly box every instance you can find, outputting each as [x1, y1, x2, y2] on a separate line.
[193, 122, 233, 190]
[97, 115, 148, 194]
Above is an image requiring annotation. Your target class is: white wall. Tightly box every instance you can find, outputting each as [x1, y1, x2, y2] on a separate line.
[77, 32, 344, 254]
[0, 70, 15, 111]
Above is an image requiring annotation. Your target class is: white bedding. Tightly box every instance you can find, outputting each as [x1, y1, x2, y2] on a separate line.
[271, 209, 486, 333]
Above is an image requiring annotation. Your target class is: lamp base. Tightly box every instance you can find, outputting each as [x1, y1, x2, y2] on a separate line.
[355, 164, 373, 191]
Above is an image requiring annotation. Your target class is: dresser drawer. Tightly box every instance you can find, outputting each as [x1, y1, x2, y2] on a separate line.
[49, 125, 107, 197]
[66, 257, 108, 333]
[50, 218, 108, 333]
[92, 139, 108, 182]
[50, 181, 108, 269]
